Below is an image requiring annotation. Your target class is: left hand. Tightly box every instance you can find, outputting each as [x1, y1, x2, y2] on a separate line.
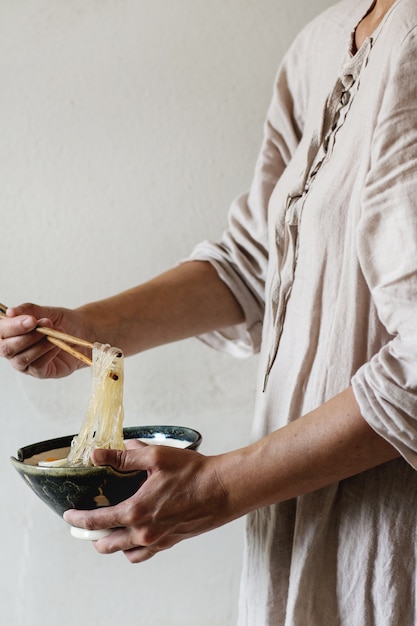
[63, 440, 232, 563]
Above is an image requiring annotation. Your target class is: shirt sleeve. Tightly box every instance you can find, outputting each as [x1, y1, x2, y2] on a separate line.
[184, 43, 305, 357]
[352, 27, 417, 468]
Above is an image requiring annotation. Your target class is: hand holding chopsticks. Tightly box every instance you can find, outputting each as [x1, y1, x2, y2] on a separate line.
[0, 303, 93, 366]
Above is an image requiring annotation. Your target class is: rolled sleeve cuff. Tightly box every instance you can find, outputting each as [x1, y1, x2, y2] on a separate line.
[352, 361, 417, 471]
[182, 242, 264, 358]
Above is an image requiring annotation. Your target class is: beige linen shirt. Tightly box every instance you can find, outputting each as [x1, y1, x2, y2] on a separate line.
[188, 0, 417, 623]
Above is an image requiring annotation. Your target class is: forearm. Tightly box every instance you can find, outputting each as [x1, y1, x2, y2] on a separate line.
[63, 385, 402, 564]
[217, 386, 400, 516]
[77, 261, 245, 355]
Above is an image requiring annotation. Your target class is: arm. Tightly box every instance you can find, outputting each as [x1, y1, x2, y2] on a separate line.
[0, 261, 244, 378]
[0, 39, 305, 376]
[222, 387, 398, 510]
[64, 386, 399, 564]
[78, 261, 244, 355]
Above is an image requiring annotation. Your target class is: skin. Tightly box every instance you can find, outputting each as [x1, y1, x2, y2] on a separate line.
[355, 0, 397, 50]
[0, 260, 399, 563]
[65, 389, 397, 564]
[0, 0, 401, 563]
[0, 262, 242, 377]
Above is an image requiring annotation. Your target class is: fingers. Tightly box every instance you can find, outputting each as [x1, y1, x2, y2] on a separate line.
[0, 304, 84, 378]
[93, 527, 178, 564]
[21, 343, 65, 378]
[123, 547, 156, 564]
[63, 488, 169, 555]
[63, 503, 163, 563]
[63, 450, 149, 532]
[93, 529, 158, 563]
[91, 443, 148, 470]
[0, 311, 53, 371]
[0, 312, 37, 343]
[63, 447, 221, 564]
[64, 505, 128, 532]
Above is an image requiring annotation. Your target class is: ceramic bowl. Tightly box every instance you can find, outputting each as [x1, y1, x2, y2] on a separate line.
[11, 425, 202, 539]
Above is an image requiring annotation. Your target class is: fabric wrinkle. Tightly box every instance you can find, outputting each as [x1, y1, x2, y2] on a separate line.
[185, 0, 417, 623]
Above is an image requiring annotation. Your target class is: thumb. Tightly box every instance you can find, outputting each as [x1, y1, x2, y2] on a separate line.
[10, 302, 49, 320]
[91, 446, 147, 472]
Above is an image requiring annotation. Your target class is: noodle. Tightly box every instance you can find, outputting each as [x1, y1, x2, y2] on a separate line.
[66, 343, 125, 467]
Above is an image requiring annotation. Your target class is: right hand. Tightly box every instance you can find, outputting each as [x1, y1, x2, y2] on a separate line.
[0, 303, 91, 379]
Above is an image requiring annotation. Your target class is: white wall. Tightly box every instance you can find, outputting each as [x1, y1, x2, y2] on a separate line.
[0, 1, 334, 625]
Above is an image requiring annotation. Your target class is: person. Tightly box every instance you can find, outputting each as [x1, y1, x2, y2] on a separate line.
[1, 0, 417, 623]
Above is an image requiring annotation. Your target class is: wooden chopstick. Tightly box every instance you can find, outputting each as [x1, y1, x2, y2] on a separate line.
[34, 325, 94, 349]
[0, 304, 93, 366]
[45, 336, 92, 366]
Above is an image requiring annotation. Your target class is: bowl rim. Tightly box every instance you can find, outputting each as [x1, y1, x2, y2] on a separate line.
[11, 424, 202, 474]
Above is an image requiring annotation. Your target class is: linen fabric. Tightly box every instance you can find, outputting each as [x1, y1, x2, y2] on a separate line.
[187, 0, 417, 624]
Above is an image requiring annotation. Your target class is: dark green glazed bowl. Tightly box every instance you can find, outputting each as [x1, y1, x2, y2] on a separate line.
[11, 425, 202, 521]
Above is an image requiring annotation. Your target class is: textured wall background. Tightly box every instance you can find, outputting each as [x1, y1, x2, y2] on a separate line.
[1, 1, 333, 624]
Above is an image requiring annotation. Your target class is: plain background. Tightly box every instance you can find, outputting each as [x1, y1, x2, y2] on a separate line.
[1, 1, 334, 624]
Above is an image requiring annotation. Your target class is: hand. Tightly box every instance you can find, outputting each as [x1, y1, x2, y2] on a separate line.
[63, 440, 234, 564]
[0, 303, 91, 378]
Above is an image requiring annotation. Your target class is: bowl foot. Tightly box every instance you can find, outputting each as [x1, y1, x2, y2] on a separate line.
[70, 526, 113, 541]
